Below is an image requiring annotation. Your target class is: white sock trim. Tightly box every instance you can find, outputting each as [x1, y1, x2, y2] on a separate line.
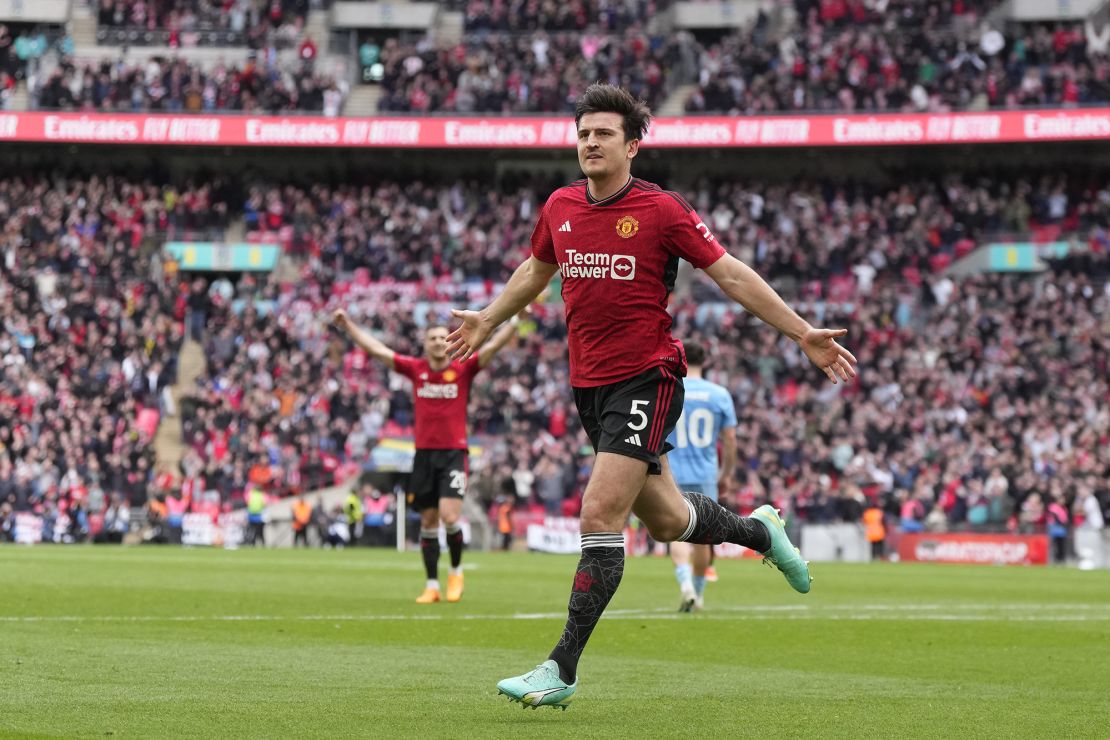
[580, 532, 625, 550]
[419, 529, 439, 539]
[444, 522, 462, 535]
[677, 497, 697, 542]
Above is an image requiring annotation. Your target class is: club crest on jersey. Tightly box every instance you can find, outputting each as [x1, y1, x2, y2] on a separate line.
[442, 369, 458, 382]
[615, 215, 639, 239]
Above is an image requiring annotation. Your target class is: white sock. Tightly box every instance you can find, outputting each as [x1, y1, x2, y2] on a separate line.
[427, 579, 440, 591]
[449, 566, 462, 577]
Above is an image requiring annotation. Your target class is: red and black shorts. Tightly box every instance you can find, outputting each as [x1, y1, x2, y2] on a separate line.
[572, 365, 684, 476]
[409, 448, 468, 511]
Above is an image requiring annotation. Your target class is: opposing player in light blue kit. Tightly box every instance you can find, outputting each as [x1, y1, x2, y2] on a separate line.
[666, 342, 737, 611]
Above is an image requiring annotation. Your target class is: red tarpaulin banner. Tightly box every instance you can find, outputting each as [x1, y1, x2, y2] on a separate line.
[898, 533, 1049, 566]
[1, 108, 1110, 148]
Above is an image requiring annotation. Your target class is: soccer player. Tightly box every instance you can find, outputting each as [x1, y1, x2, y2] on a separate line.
[447, 84, 856, 708]
[665, 341, 736, 612]
[331, 310, 519, 604]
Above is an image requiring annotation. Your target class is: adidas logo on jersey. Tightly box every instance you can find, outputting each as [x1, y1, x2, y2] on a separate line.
[558, 221, 572, 232]
[624, 433, 642, 446]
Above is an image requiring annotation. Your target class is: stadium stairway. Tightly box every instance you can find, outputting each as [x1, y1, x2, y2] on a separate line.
[68, 3, 99, 47]
[434, 9, 465, 45]
[658, 83, 698, 116]
[345, 84, 382, 117]
[304, 9, 331, 46]
[152, 338, 207, 476]
[8, 85, 28, 112]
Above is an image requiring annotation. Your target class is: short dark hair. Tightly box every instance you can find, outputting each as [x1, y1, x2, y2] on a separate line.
[574, 84, 652, 142]
[685, 342, 706, 367]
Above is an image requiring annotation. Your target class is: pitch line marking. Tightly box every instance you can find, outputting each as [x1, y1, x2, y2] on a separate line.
[2, 605, 1109, 624]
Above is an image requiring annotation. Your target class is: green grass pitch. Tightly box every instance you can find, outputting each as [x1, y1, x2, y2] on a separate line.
[2, 546, 1108, 739]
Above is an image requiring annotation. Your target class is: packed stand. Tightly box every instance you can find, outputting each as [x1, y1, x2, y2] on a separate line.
[0, 175, 232, 544]
[247, 174, 1110, 285]
[240, 180, 544, 283]
[375, 30, 688, 113]
[5, 173, 1105, 548]
[96, 0, 313, 49]
[459, 0, 669, 33]
[687, 0, 1110, 113]
[33, 52, 346, 114]
[170, 174, 1108, 553]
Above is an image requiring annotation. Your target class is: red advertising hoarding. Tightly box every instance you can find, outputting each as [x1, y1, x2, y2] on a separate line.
[0, 108, 1109, 148]
[898, 533, 1049, 566]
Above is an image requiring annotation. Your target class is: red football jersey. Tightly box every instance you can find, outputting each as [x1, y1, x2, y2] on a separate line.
[393, 354, 481, 449]
[532, 177, 726, 387]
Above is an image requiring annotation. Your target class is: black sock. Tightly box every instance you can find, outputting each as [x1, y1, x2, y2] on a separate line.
[420, 529, 440, 582]
[547, 533, 625, 684]
[445, 523, 464, 568]
[679, 491, 771, 553]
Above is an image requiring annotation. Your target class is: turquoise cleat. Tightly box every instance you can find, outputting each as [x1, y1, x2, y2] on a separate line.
[496, 660, 576, 710]
[750, 505, 812, 594]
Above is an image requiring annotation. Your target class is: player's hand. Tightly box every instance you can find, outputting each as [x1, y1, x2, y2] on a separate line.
[330, 309, 351, 334]
[447, 309, 494, 361]
[798, 327, 857, 384]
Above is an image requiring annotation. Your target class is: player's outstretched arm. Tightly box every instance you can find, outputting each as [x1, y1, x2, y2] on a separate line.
[703, 254, 857, 384]
[330, 309, 396, 369]
[448, 257, 557, 361]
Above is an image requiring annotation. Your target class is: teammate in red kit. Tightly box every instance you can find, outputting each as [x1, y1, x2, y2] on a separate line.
[331, 310, 519, 604]
[447, 84, 857, 708]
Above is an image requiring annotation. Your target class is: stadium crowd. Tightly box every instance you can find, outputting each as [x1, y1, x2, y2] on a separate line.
[459, 0, 670, 33]
[368, 0, 1110, 115]
[171, 173, 1109, 540]
[0, 174, 231, 543]
[96, 0, 312, 48]
[3, 172, 1107, 549]
[375, 31, 679, 113]
[33, 53, 346, 114]
[686, 10, 1110, 114]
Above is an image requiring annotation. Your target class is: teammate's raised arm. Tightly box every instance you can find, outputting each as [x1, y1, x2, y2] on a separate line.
[703, 253, 857, 384]
[330, 309, 396, 370]
[447, 256, 557, 361]
[476, 309, 527, 368]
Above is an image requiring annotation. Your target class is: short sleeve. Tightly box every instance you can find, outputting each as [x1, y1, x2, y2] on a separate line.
[392, 354, 418, 380]
[661, 195, 727, 269]
[716, 387, 738, 429]
[531, 199, 557, 264]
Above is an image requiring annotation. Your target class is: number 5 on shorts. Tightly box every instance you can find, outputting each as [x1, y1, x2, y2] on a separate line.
[628, 399, 649, 431]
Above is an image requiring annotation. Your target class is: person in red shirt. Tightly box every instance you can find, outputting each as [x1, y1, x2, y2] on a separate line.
[330, 310, 519, 604]
[448, 84, 857, 708]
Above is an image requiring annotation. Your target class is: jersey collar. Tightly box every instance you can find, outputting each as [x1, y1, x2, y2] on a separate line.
[584, 176, 634, 207]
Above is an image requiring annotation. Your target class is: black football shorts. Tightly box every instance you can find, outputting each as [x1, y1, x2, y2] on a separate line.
[410, 449, 468, 510]
[573, 365, 684, 475]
